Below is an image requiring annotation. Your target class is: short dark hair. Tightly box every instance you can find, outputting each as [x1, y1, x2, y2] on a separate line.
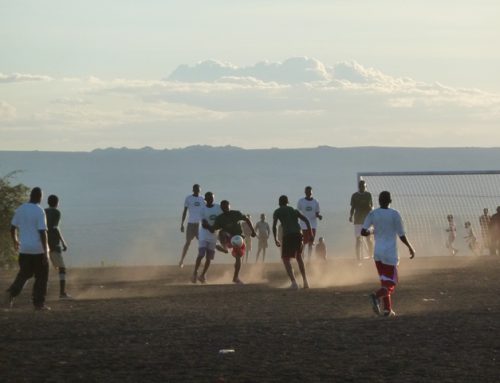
[48, 194, 59, 207]
[379, 191, 391, 206]
[30, 187, 42, 203]
[279, 195, 288, 206]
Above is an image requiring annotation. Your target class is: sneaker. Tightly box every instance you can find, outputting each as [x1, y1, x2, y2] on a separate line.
[59, 293, 73, 300]
[34, 305, 51, 311]
[383, 309, 396, 317]
[288, 281, 299, 290]
[233, 278, 244, 285]
[4, 291, 14, 309]
[197, 275, 207, 284]
[369, 293, 381, 316]
[191, 274, 197, 284]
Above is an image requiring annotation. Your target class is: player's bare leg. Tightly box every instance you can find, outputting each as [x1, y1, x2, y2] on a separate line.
[296, 253, 309, 288]
[233, 257, 242, 283]
[282, 258, 298, 289]
[179, 238, 193, 268]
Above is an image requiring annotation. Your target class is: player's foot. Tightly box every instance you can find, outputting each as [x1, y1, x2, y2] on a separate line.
[179, 261, 184, 269]
[288, 281, 299, 290]
[191, 273, 197, 284]
[216, 244, 229, 254]
[34, 305, 51, 311]
[232, 278, 244, 285]
[59, 293, 73, 300]
[383, 309, 396, 317]
[369, 293, 381, 316]
[4, 291, 14, 309]
[303, 280, 310, 289]
[197, 275, 207, 284]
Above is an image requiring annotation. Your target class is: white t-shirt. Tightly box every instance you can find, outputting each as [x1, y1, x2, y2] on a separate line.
[11, 202, 48, 254]
[362, 207, 405, 266]
[184, 194, 205, 223]
[297, 197, 320, 229]
[198, 203, 223, 243]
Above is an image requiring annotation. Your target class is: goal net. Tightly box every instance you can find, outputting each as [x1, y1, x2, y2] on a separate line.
[358, 171, 500, 257]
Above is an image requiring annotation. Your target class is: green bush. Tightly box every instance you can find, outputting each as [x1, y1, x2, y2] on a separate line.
[0, 172, 29, 267]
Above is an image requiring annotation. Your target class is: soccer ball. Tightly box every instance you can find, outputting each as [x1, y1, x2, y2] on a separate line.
[230, 235, 244, 248]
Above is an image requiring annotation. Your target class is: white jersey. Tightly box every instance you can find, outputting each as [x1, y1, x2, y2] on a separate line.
[11, 202, 48, 254]
[184, 194, 205, 223]
[198, 203, 223, 243]
[297, 197, 320, 229]
[362, 207, 405, 266]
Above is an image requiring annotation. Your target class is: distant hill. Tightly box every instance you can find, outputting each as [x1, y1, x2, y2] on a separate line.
[2, 146, 500, 266]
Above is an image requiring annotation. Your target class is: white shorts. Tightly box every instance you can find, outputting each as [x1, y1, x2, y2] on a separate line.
[198, 240, 216, 251]
[354, 224, 363, 237]
[49, 250, 66, 268]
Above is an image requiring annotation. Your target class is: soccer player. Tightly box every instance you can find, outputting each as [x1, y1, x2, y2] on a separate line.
[446, 214, 458, 256]
[361, 191, 415, 317]
[191, 192, 222, 284]
[255, 213, 271, 263]
[241, 215, 253, 263]
[349, 180, 373, 262]
[179, 184, 205, 268]
[273, 195, 313, 290]
[206, 200, 256, 284]
[45, 194, 72, 299]
[5, 187, 50, 311]
[479, 208, 491, 255]
[297, 186, 322, 260]
[489, 206, 500, 256]
[464, 221, 479, 256]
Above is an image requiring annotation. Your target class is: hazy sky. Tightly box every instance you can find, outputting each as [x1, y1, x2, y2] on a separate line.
[1, 1, 499, 151]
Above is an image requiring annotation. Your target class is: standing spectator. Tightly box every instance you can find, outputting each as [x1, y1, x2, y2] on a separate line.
[489, 206, 500, 256]
[5, 187, 50, 311]
[479, 208, 492, 255]
[241, 215, 253, 263]
[349, 180, 373, 262]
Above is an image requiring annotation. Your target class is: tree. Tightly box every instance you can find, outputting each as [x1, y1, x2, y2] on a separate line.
[0, 171, 29, 267]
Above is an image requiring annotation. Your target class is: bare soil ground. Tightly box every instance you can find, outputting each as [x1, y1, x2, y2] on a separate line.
[1, 256, 499, 383]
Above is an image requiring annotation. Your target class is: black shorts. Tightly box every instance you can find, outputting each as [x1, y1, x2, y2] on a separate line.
[282, 232, 303, 259]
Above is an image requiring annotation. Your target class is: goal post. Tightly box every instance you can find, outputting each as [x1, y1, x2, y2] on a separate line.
[357, 170, 500, 257]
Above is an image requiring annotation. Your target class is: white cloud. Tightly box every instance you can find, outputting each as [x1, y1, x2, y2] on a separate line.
[0, 72, 53, 83]
[0, 101, 16, 120]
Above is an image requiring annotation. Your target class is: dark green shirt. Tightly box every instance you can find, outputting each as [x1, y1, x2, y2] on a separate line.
[213, 210, 246, 236]
[350, 191, 373, 224]
[273, 206, 301, 236]
[45, 207, 62, 251]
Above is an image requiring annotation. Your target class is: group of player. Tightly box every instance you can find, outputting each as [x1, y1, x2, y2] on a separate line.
[446, 207, 500, 256]
[5, 187, 71, 311]
[6, 180, 414, 317]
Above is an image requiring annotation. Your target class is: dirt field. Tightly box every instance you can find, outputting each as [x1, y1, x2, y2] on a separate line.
[1, 256, 499, 383]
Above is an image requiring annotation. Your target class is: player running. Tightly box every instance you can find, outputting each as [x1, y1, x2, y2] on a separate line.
[297, 186, 322, 260]
[191, 192, 222, 284]
[349, 180, 373, 263]
[361, 191, 415, 317]
[178, 184, 205, 268]
[273, 195, 312, 290]
[206, 200, 256, 284]
[45, 194, 72, 299]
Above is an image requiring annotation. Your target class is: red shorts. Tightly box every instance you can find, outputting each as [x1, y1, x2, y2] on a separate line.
[375, 261, 398, 286]
[219, 231, 246, 258]
[302, 228, 316, 245]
